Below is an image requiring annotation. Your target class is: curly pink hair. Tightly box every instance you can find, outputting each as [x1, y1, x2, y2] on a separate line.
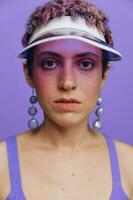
[23, 0, 112, 79]
[22, 0, 113, 47]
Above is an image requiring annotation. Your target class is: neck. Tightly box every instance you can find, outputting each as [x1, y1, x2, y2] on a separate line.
[31, 116, 98, 154]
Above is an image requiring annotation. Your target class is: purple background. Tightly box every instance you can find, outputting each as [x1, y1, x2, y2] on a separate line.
[0, 0, 133, 144]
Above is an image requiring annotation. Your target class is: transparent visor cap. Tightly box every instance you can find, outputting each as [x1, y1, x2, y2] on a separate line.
[18, 16, 122, 61]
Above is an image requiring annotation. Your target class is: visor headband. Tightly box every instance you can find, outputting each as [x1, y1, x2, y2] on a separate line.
[18, 16, 122, 61]
[29, 16, 106, 44]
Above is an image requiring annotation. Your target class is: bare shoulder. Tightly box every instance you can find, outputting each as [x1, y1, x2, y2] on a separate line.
[0, 138, 9, 199]
[0, 139, 8, 170]
[114, 138, 133, 170]
[114, 137, 133, 157]
[0, 130, 30, 157]
[114, 138, 133, 194]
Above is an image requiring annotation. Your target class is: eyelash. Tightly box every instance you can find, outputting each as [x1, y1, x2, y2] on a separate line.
[40, 59, 59, 70]
[78, 59, 95, 70]
[40, 58, 96, 70]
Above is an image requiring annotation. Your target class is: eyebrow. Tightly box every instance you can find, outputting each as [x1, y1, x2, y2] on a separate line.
[37, 51, 99, 59]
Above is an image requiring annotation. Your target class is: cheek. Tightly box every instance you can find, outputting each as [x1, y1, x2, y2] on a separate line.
[78, 66, 102, 114]
[78, 66, 102, 95]
[33, 63, 102, 98]
[79, 77, 101, 106]
[32, 69, 57, 99]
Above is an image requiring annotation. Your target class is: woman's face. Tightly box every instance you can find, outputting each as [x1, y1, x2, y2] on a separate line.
[25, 39, 106, 127]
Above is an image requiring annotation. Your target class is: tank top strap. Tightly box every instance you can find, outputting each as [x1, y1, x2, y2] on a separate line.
[102, 133, 129, 200]
[102, 133, 122, 190]
[5, 136, 26, 199]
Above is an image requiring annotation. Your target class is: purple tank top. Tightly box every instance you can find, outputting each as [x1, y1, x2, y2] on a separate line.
[4, 133, 129, 200]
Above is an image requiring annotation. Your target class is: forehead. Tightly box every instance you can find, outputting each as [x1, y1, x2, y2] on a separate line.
[33, 39, 102, 58]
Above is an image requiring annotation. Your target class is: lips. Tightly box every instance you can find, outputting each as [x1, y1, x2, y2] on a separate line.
[54, 98, 81, 104]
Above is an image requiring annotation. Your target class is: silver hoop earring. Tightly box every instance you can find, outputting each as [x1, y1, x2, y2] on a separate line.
[93, 95, 104, 131]
[28, 88, 39, 129]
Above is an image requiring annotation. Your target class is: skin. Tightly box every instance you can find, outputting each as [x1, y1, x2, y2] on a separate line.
[0, 39, 133, 200]
[23, 39, 109, 154]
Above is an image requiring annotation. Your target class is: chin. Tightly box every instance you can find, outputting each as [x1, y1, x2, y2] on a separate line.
[47, 113, 86, 128]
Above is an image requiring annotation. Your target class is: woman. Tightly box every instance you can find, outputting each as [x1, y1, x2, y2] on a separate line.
[0, 0, 133, 199]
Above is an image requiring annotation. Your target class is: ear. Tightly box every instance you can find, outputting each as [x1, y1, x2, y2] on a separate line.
[23, 61, 34, 88]
[100, 64, 110, 89]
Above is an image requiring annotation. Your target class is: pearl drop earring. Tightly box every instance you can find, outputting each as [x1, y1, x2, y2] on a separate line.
[28, 88, 39, 129]
[93, 95, 104, 131]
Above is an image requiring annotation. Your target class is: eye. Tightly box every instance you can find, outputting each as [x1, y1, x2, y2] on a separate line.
[79, 59, 95, 70]
[40, 59, 58, 69]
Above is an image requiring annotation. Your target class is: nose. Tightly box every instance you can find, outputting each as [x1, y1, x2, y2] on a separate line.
[58, 61, 77, 91]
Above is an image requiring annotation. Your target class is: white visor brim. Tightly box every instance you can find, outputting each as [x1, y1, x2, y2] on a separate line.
[18, 16, 122, 61]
